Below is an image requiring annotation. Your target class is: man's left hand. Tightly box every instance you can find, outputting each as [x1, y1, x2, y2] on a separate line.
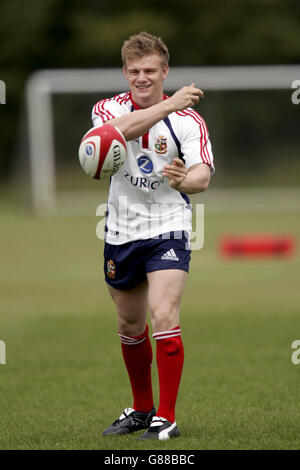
[163, 158, 188, 190]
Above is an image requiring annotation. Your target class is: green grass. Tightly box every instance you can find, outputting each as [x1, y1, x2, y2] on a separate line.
[0, 204, 300, 449]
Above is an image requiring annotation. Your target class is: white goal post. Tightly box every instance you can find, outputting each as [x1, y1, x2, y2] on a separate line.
[25, 65, 300, 215]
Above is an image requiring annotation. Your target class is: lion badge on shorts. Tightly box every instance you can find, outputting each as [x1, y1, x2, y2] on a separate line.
[107, 259, 116, 279]
[155, 135, 167, 154]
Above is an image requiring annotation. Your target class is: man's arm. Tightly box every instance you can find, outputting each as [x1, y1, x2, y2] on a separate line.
[163, 158, 211, 194]
[108, 85, 204, 141]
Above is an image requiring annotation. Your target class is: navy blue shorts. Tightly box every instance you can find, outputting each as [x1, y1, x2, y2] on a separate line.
[104, 231, 191, 290]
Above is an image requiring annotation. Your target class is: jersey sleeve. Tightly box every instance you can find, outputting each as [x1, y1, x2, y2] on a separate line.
[179, 110, 215, 174]
[91, 96, 126, 127]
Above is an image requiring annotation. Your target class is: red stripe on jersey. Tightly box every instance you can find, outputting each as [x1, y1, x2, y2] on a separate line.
[177, 109, 208, 163]
[194, 114, 211, 165]
[142, 131, 149, 149]
[92, 103, 102, 117]
[186, 110, 210, 164]
[119, 92, 130, 104]
[93, 104, 106, 124]
[114, 93, 125, 103]
[95, 100, 114, 122]
[93, 93, 130, 124]
[93, 101, 107, 120]
[124, 95, 131, 105]
[112, 92, 128, 105]
[100, 99, 115, 120]
[114, 94, 122, 103]
[176, 110, 211, 165]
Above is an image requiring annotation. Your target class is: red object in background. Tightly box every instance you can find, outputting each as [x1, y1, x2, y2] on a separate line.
[220, 235, 295, 258]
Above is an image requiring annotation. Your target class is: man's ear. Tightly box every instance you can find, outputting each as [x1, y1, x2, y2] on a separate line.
[162, 65, 169, 80]
[123, 65, 128, 80]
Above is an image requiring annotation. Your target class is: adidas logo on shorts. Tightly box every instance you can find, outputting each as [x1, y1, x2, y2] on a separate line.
[161, 249, 179, 261]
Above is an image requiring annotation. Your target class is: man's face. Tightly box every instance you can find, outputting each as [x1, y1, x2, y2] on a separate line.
[123, 54, 169, 107]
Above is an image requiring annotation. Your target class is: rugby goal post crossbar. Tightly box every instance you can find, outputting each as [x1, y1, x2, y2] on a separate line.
[25, 65, 300, 215]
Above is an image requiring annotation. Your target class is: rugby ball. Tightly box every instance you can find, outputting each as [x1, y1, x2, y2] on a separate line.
[78, 124, 127, 179]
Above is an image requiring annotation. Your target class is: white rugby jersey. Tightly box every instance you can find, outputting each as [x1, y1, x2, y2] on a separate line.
[92, 92, 215, 245]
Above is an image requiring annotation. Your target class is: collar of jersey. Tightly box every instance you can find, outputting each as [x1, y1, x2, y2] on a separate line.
[129, 92, 170, 110]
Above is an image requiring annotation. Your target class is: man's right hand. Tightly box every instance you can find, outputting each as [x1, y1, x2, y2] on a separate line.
[167, 83, 204, 112]
[108, 84, 204, 141]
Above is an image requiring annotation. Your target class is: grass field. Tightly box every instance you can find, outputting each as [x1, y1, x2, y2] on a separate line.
[0, 199, 300, 450]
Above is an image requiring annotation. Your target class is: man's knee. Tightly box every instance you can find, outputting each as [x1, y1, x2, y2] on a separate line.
[117, 316, 146, 336]
[150, 304, 179, 332]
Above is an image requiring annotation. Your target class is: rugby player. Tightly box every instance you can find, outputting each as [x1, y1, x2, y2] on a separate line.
[92, 32, 215, 440]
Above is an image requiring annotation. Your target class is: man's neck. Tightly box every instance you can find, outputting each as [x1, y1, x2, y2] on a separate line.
[130, 91, 164, 109]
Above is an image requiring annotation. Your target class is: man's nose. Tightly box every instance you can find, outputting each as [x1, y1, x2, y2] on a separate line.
[137, 71, 147, 81]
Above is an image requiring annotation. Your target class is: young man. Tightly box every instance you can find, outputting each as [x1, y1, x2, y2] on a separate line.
[92, 32, 215, 440]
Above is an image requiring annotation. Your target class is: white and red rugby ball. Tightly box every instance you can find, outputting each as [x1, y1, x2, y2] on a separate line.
[78, 123, 127, 180]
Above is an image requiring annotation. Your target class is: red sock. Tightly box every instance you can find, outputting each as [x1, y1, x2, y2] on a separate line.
[118, 324, 154, 413]
[153, 326, 184, 423]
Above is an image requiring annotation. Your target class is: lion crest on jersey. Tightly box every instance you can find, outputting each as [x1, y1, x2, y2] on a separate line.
[107, 259, 116, 279]
[155, 135, 167, 154]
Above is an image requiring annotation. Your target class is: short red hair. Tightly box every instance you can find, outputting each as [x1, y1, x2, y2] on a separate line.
[121, 31, 169, 69]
